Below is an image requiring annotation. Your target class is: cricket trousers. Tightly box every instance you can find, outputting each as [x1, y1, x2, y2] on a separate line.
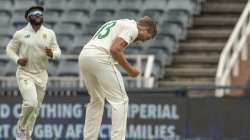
[79, 47, 129, 140]
[16, 78, 46, 140]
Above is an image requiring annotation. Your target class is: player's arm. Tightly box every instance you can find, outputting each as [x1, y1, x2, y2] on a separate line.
[6, 32, 28, 66]
[248, 34, 250, 46]
[110, 37, 139, 77]
[45, 31, 61, 59]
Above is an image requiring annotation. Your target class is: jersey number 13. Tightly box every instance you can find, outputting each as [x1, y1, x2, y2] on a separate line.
[94, 21, 116, 39]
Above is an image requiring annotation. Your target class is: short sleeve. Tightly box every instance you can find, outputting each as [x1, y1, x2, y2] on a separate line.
[118, 27, 138, 44]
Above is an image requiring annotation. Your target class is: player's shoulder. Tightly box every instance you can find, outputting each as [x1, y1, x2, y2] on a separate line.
[117, 19, 136, 25]
[14, 28, 25, 38]
[42, 26, 56, 35]
[117, 19, 137, 30]
[119, 19, 138, 32]
[15, 25, 28, 33]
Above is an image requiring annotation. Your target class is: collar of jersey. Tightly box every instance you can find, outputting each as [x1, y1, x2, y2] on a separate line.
[26, 23, 44, 33]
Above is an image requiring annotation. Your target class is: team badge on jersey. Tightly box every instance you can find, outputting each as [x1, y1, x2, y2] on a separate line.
[24, 34, 30, 38]
[42, 33, 47, 40]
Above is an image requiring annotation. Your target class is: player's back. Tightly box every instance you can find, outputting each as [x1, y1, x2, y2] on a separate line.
[84, 19, 138, 54]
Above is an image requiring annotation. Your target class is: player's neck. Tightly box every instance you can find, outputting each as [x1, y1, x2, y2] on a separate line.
[32, 25, 41, 32]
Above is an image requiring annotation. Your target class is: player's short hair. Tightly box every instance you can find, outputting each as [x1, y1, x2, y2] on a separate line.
[138, 16, 157, 37]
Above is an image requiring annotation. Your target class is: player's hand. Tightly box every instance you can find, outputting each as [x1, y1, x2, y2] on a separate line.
[17, 58, 28, 66]
[45, 47, 53, 57]
[128, 67, 140, 77]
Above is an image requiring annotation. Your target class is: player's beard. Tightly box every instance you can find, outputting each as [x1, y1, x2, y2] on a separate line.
[29, 18, 43, 26]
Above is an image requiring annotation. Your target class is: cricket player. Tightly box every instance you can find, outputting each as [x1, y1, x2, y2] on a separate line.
[79, 16, 157, 140]
[6, 6, 61, 140]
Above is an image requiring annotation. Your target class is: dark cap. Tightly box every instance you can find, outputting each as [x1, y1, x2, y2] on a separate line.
[25, 6, 44, 18]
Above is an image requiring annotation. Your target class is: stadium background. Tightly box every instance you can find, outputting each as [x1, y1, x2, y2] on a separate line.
[1, 0, 250, 139]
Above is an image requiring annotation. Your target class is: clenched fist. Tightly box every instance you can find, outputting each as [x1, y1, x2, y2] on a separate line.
[17, 58, 28, 66]
[45, 47, 53, 57]
[128, 67, 140, 77]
